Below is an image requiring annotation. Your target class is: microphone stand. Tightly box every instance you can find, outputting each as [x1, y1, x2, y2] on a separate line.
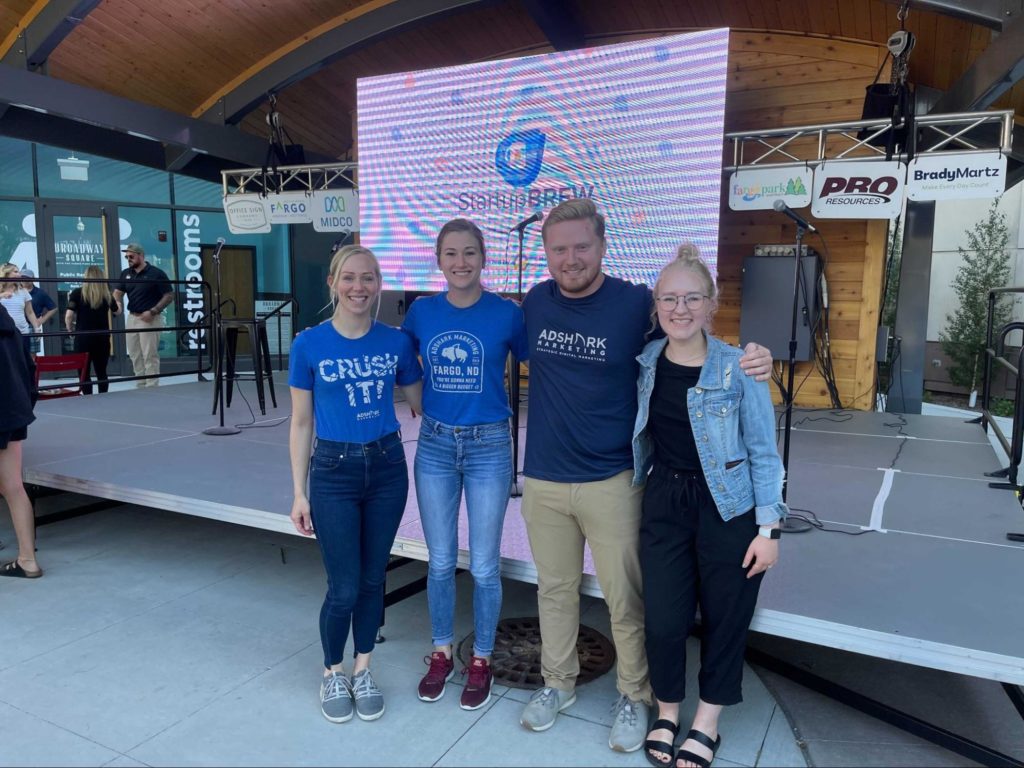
[508, 222, 531, 497]
[204, 240, 240, 436]
[780, 224, 812, 533]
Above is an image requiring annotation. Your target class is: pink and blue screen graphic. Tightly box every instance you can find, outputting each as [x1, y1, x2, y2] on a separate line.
[357, 28, 729, 292]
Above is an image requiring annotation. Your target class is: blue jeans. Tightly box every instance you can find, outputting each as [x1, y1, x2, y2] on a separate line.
[309, 433, 409, 669]
[414, 414, 512, 656]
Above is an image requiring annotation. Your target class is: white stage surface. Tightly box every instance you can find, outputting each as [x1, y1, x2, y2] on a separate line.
[21, 381, 1024, 686]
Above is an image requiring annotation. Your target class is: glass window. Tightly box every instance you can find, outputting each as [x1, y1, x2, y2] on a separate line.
[0, 137, 34, 197]
[118, 207, 178, 357]
[173, 174, 224, 208]
[0, 200, 38, 272]
[36, 145, 170, 204]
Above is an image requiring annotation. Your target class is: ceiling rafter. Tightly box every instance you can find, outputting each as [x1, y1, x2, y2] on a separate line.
[1, 0, 101, 70]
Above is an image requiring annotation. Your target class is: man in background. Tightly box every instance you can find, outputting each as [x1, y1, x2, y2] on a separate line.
[20, 269, 56, 354]
[113, 244, 173, 387]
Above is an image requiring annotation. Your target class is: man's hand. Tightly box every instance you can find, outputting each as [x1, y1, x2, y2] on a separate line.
[739, 342, 773, 382]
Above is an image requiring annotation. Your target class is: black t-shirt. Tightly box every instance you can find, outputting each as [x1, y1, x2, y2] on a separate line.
[115, 263, 171, 313]
[68, 288, 115, 332]
[0, 303, 36, 432]
[648, 352, 702, 471]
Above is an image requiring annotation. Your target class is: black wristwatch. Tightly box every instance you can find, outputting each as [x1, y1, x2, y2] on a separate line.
[758, 526, 782, 540]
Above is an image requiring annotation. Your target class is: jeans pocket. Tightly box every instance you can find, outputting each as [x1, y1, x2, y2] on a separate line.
[384, 442, 407, 465]
[311, 453, 341, 471]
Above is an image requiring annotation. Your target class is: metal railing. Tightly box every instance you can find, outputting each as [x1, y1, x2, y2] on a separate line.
[980, 287, 1024, 490]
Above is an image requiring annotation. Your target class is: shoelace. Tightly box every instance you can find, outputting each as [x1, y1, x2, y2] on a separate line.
[322, 673, 350, 702]
[352, 671, 381, 700]
[611, 695, 638, 726]
[531, 687, 558, 706]
[462, 661, 490, 688]
[423, 654, 452, 682]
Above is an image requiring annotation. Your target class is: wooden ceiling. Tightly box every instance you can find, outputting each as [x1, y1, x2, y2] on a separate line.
[0, 0, 1015, 163]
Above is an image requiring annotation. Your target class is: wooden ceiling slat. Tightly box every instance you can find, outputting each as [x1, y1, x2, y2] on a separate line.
[818, 0, 843, 37]
[868, 0, 889, 43]
[851, 0, 874, 42]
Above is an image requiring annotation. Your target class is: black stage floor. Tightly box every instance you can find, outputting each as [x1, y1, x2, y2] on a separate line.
[21, 382, 1024, 685]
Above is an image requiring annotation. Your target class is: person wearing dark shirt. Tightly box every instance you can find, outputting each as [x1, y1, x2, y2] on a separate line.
[66, 265, 117, 394]
[20, 269, 56, 352]
[517, 198, 773, 752]
[112, 243, 173, 387]
[0, 303, 42, 578]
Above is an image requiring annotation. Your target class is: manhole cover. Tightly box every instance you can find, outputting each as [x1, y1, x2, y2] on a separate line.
[457, 616, 615, 689]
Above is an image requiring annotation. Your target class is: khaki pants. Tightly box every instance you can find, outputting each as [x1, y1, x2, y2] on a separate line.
[522, 470, 651, 703]
[126, 312, 163, 387]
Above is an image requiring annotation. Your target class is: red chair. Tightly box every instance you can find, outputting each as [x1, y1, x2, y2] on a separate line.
[34, 353, 90, 399]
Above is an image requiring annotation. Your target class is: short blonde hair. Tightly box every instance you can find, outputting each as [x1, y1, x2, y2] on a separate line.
[541, 198, 605, 243]
[327, 244, 382, 315]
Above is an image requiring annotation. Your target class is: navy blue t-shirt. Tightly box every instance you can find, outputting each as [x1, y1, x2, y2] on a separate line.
[402, 291, 527, 426]
[288, 321, 423, 443]
[28, 287, 56, 318]
[522, 276, 653, 482]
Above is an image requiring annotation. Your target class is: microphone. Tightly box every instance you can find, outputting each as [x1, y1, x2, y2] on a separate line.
[772, 199, 818, 234]
[212, 236, 226, 260]
[509, 211, 544, 232]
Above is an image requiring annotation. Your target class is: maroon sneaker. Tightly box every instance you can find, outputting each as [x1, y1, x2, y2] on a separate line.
[418, 651, 455, 702]
[460, 656, 493, 711]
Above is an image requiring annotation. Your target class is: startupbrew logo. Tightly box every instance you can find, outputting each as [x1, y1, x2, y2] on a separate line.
[495, 129, 546, 188]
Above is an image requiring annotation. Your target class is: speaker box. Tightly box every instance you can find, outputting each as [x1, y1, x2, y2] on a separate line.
[739, 255, 822, 362]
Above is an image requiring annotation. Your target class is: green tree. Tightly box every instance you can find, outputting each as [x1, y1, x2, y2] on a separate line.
[940, 199, 1013, 393]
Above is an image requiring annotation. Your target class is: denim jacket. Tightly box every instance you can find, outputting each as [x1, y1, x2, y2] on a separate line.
[631, 335, 788, 525]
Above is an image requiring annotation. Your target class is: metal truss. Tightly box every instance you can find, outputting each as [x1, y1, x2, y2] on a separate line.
[221, 162, 358, 196]
[724, 109, 1015, 172]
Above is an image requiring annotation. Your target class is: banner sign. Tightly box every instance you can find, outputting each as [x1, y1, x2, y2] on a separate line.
[906, 153, 1007, 201]
[811, 161, 904, 219]
[728, 166, 812, 211]
[265, 191, 313, 225]
[310, 189, 360, 232]
[223, 195, 271, 234]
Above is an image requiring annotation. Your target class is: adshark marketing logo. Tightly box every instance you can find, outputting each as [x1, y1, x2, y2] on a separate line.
[495, 129, 546, 188]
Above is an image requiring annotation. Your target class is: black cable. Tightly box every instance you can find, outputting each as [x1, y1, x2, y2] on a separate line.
[787, 506, 877, 536]
[231, 380, 290, 430]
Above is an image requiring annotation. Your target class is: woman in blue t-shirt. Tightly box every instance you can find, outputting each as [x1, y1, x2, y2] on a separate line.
[402, 218, 528, 711]
[288, 244, 423, 725]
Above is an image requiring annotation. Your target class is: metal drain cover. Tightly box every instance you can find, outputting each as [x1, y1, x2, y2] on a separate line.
[457, 616, 616, 689]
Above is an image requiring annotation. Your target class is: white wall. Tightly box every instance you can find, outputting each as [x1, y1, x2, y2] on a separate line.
[926, 182, 1024, 341]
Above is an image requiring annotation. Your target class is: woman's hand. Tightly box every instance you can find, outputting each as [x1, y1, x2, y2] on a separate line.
[742, 535, 779, 578]
[290, 495, 313, 536]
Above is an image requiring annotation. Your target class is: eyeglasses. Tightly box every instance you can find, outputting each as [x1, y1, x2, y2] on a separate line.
[655, 293, 709, 312]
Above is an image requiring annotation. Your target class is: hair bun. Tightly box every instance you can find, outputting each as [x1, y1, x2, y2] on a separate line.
[676, 242, 701, 262]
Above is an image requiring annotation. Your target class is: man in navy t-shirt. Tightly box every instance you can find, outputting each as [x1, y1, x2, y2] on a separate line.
[517, 199, 773, 751]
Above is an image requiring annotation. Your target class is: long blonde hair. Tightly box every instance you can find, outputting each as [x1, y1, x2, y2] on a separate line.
[81, 265, 112, 309]
[0, 263, 20, 295]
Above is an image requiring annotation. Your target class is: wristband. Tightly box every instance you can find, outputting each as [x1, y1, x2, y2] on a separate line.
[758, 526, 781, 540]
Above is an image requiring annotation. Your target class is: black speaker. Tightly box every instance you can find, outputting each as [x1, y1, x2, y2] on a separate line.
[739, 255, 822, 362]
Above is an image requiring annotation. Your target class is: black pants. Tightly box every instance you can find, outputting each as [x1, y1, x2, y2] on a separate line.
[74, 335, 110, 395]
[640, 465, 763, 705]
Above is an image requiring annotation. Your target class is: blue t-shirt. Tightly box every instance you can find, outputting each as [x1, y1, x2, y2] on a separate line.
[28, 287, 56, 317]
[522, 276, 653, 482]
[402, 291, 527, 426]
[288, 321, 423, 443]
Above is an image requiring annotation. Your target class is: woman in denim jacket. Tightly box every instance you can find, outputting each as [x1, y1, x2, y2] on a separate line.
[631, 245, 787, 768]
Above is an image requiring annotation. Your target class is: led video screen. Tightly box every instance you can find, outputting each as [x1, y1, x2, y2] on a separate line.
[357, 28, 729, 292]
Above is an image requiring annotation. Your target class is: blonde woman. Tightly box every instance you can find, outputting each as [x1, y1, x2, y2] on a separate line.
[288, 244, 423, 724]
[0, 264, 39, 361]
[65, 266, 117, 394]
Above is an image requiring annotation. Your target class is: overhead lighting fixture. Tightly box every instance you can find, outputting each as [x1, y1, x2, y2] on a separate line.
[76, 216, 85, 232]
[57, 153, 89, 181]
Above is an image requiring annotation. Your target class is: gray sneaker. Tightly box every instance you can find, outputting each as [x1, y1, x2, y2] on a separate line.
[351, 668, 386, 721]
[608, 695, 649, 752]
[320, 671, 354, 723]
[520, 686, 577, 732]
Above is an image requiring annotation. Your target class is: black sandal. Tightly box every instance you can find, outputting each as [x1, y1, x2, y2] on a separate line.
[644, 718, 680, 767]
[675, 729, 721, 768]
[0, 560, 42, 578]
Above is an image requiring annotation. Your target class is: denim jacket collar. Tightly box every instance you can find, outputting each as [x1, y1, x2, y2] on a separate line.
[636, 333, 729, 391]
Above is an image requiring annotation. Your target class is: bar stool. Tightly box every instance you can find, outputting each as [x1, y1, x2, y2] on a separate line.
[222, 318, 277, 415]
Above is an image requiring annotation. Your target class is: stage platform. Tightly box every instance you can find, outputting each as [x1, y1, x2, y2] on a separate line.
[21, 381, 1024, 687]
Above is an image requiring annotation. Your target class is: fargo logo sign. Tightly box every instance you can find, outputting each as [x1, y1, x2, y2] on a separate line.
[811, 161, 904, 219]
[495, 129, 546, 188]
[906, 153, 1006, 201]
[728, 167, 812, 211]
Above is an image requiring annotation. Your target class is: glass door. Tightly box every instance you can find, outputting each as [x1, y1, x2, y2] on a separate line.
[37, 202, 125, 370]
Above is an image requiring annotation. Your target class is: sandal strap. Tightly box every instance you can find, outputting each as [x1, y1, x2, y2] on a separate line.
[651, 718, 680, 735]
[685, 729, 721, 753]
[674, 748, 712, 768]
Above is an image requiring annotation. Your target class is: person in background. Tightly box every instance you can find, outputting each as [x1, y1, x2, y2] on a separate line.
[112, 244, 173, 387]
[402, 218, 527, 711]
[66, 265, 117, 395]
[0, 263, 38, 362]
[20, 269, 56, 354]
[288, 244, 423, 725]
[516, 199, 773, 752]
[0, 302, 42, 578]
[634, 245, 786, 768]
